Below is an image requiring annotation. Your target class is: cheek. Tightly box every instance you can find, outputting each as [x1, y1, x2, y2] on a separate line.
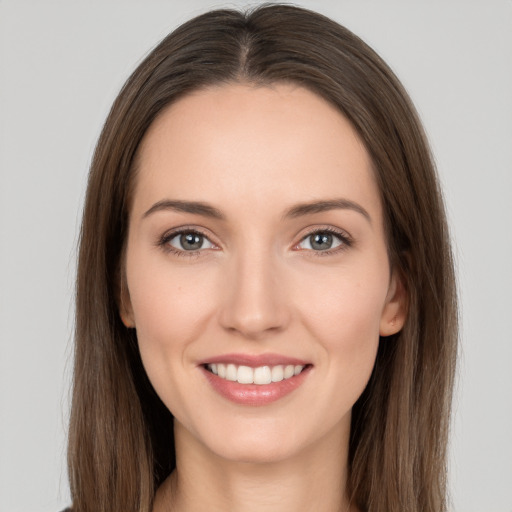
[126, 256, 222, 419]
[297, 258, 388, 337]
[293, 262, 388, 390]
[125, 250, 227, 390]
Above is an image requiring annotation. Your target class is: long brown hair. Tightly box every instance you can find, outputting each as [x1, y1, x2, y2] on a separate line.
[69, 4, 457, 512]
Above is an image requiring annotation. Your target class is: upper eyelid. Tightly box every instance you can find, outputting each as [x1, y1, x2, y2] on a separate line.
[295, 225, 352, 242]
[161, 225, 215, 241]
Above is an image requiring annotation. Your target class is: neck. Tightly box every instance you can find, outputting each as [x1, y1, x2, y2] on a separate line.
[153, 419, 357, 512]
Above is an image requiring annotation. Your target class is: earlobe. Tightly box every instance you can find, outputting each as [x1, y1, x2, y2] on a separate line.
[120, 308, 135, 328]
[379, 269, 408, 337]
[118, 272, 136, 328]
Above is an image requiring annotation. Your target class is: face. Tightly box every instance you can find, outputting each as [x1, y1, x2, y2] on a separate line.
[121, 83, 405, 464]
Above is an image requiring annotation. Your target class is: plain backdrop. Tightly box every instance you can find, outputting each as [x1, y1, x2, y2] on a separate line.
[0, 1, 511, 511]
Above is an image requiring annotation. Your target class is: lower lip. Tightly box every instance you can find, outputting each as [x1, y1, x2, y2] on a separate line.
[201, 366, 311, 406]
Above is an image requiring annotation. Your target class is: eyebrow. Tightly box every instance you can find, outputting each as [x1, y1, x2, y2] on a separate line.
[143, 199, 225, 220]
[283, 199, 371, 224]
[142, 198, 371, 224]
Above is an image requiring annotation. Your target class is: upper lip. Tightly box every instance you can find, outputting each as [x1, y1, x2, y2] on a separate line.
[198, 353, 310, 368]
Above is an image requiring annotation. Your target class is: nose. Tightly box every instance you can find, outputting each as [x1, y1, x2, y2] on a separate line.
[218, 249, 290, 339]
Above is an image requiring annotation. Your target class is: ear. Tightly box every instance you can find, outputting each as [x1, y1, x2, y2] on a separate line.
[118, 269, 136, 328]
[379, 267, 408, 337]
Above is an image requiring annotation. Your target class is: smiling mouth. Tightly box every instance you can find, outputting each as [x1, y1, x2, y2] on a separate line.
[205, 363, 307, 385]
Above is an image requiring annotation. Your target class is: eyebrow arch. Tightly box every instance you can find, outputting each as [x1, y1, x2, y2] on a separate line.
[283, 199, 371, 224]
[143, 199, 226, 220]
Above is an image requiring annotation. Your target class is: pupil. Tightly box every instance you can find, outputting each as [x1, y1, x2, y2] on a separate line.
[311, 233, 332, 250]
[180, 233, 202, 250]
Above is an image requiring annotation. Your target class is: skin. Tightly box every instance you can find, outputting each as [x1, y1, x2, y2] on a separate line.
[121, 83, 406, 512]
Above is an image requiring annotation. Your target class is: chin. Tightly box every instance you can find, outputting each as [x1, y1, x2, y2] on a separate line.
[213, 438, 297, 465]
[191, 419, 305, 465]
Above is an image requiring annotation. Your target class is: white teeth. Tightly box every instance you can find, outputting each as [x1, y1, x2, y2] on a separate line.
[271, 365, 284, 382]
[226, 364, 237, 381]
[254, 366, 272, 385]
[207, 363, 305, 385]
[284, 365, 295, 379]
[237, 365, 253, 384]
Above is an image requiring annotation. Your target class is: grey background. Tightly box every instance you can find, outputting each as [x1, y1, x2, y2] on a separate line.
[1, 1, 511, 511]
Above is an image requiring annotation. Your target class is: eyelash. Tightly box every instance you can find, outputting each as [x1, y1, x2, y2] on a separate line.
[295, 227, 353, 257]
[158, 227, 215, 258]
[157, 226, 353, 258]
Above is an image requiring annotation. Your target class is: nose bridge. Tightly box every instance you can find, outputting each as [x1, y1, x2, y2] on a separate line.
[219, 240, 289, 338]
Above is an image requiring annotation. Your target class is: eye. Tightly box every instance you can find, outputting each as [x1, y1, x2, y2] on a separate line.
[166, 230, 215, 252]
[296, 229, 350, 252]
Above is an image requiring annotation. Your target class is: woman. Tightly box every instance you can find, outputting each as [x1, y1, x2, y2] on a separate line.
[67, 4, 457, 512]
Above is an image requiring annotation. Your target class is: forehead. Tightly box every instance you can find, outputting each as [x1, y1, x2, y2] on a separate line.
[132, 83, 381, 223]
